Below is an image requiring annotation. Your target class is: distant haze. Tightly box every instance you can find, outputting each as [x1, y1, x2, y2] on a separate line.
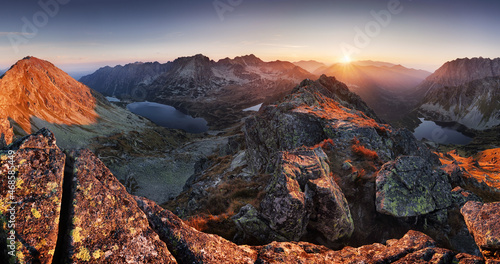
[1, 0, 499, 72]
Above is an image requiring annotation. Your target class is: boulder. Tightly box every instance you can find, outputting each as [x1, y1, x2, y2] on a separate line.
[376, 156, 453, 217]
[461, 201, 500, 261]
[66, 149, 176, 263]
[135, 196, 257, 264]
[254, 230, 439, 263]
[0, 129, 64, 263]
[256, 147, 353, 243]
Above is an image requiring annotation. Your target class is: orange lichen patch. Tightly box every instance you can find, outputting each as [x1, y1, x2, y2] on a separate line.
[186, 212, 233, 232]
[310, 138, 335, 150]
[351, 137, 379, 161]
[437, 149, 500, 191]
[292, 90, 391, 132]
[0, 57, 99, 143]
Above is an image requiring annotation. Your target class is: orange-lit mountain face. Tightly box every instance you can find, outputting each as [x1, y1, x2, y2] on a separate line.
[0, 57, 98, 144]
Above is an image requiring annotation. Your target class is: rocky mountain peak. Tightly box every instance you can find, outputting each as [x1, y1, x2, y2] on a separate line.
[425, 57, 500, 87]
[0, 56, 99, 144]
[231, 54, 264, 66]
[414, 57, 500, 129]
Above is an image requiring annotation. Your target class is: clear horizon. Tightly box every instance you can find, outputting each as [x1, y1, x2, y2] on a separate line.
[1, 0, 500, 73]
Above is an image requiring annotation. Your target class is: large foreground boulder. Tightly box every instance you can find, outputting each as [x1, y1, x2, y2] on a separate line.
[260, 147, 353, 242]
[461, 201, 500, 261]
[66, 149, 176, 263]
[376, 156, 453, 217]
[0, 129, 64, 263]
[0, 129, 176, 264]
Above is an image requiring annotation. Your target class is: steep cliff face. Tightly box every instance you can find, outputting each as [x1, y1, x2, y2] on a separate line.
[0, 128, 491, 263]
[0, 57, 99, 144]
[410, 58, 500, 129]
[422, 57, 500, 90]
[418, 76, 500, 129]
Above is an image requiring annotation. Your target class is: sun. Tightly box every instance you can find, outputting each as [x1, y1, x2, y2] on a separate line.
[342, 55, 352, 64]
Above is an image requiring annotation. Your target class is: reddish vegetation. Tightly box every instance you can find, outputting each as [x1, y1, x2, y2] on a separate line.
[351, 137, 379, 160]
[0, 57, 98, 143]
[186, 213, 233, 232]
[438, 149, 500, 198]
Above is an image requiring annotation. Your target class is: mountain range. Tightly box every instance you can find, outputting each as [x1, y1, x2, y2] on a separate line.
[80, 54, 315, 128]
[80, 55, 436, 125]
[411, 57, 500, 129]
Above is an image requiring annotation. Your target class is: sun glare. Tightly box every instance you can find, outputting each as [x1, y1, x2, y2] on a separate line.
[342, 55, 352, 64]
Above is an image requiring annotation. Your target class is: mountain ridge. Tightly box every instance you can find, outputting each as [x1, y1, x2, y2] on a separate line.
[412, 57, 500, 129]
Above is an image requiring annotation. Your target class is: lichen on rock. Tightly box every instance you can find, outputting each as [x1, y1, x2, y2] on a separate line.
[376, 156, 453, 217]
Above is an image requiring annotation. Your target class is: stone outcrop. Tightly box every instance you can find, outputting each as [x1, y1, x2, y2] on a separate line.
[241, 75, 442, 246]
[244, 75, 437, 174]
[376, 156, 453, 217]
[461, 201, 500, 261]
[135, 196, 257, 264]
[66, 149, 176, 263]
[0, 129, 176, 263]
[235, 147, 353, 243]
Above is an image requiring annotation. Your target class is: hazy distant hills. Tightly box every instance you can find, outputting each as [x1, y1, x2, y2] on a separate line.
[308, 62, 431, 121]
[414, 57, 500, 129]
[293, 60, 327, 73]
[81, 54, 316, 127]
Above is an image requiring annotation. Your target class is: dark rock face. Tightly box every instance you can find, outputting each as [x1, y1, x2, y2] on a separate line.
[423, 57, 500, 89]
[1, 129, 176, 264]
[412, 57, 500, 129]
[79, 61, 173, 98]
[376, 156, 453, 217]
[418, 76, 500, 129]
[241, 75, 445, 246]
[244, 75, 436, 174]
[461, 201, 500, 261]
[257, 147, 353, 242]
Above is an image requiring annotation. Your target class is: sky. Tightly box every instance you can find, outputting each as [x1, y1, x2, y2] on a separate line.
[1, 0, 500, 73]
